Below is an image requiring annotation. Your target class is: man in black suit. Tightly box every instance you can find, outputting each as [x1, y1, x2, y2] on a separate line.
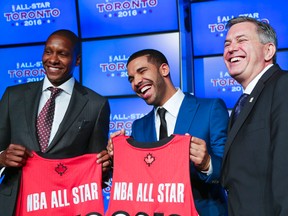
[0, 29, 111, 215]
[221, 16, 288, 215]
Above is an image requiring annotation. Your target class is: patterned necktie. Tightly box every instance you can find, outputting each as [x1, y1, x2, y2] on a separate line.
[158, 108, 168, 140]
[232, 93, 249, 124]
[36, 87, 63, 152]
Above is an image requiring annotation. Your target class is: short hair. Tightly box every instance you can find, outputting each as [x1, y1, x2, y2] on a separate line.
[126, 49, 169, 68]
[46, 29, 81, 55]
[226, 16, 277, 63]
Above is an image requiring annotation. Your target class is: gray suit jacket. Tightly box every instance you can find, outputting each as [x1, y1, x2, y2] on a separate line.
[0, 80, 110, 216]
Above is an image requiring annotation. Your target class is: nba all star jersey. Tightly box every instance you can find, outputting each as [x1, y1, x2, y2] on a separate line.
[106, 134, 199, 216]
[15, 152, 104, 216]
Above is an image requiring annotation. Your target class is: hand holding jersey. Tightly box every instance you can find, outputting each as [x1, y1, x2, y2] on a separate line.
[0, 144, 33, 168]
[107, 128, 125, 158]
[108, 130, 211, 172]
[0, 144, 111, 179]
[106, 134, 199, 216]
[189, 136, 211, 172]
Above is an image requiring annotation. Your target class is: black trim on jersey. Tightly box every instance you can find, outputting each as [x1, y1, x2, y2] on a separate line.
[127, 135, 175, 148]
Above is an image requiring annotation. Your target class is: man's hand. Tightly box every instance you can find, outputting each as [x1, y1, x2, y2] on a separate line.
[97, 150, 112, 173]
[0, 144, 33, 167]
[188, 135, 211, 171]
[107, 129, 125, 158]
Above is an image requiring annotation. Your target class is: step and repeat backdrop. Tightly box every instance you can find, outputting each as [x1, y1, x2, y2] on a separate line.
[0, 0, 180, 134]
[0, 0, 180, 211]
[190, 0, 288, 109]
[1, 0, 287, 211]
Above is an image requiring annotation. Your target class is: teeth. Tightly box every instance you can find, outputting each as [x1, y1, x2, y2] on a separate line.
[49, 67, 61, 72]
[49, 66, 60, 69]
[231, 57, 240, 63]
[140, 86, 151, 93]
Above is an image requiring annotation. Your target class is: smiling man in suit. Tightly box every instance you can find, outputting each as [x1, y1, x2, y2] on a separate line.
[221, 16, 288, 215]
[0, 29, 111, 216]
[108, 49, 229, 215]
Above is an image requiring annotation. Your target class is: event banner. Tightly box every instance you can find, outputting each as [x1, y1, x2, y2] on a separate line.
[191, 0, 288, 56]
[0, 0, 78, 45]
[78, 0, 178, 39]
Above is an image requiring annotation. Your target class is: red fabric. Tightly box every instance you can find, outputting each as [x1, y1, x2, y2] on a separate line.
[16, 152, 104, 216]
[106, 134, 199, 216]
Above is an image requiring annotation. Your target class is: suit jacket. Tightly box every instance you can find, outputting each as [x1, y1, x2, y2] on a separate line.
[0, 80, 110, 216]
[131, 93, 229, 216]
[221, 64, 288, 215]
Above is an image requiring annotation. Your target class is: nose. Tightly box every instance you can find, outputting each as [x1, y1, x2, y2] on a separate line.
[134, 74, 143, 86]
[48, 53, 60, 64]
[227, 41, 238, 53]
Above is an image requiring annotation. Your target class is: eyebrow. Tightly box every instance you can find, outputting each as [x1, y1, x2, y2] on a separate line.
[133, 66, 148, 75]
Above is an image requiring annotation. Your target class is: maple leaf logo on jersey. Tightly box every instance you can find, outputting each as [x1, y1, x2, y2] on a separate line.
[55, 163, 67, 176]
[144, 153, 155, 167]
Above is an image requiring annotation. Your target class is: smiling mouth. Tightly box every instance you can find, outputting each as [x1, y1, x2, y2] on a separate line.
[230, 57, 241, 63]
[47, 66, 62, 72]
[140, 85, 151, 94]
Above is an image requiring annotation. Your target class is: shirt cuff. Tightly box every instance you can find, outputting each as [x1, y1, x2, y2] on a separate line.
[0, 151, 5, 183]
[0, 167, 5, 184]
[201, 159, 213, 175]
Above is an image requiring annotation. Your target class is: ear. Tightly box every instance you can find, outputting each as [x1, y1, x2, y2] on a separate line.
[264, 43, 276, 62]
[159, 63, 170, 77]
[76, 55, 81, 66]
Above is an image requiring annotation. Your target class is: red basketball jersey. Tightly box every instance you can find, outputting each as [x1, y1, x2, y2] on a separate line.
[106, 134, 199, 216]
[15, 152, 104, 216]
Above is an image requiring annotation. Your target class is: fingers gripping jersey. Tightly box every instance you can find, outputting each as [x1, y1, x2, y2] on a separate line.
[16, 152, 104, 216]
[106, 135, 199, 216]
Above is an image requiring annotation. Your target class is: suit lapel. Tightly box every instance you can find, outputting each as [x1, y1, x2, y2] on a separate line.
[224, 82, 264, 155]
[143, 110, 157, 142]
[48, 82, 88, 149]
[24, 81, 43, 151]
[223, 65, 283, 164]
[174, 94, 198, 134]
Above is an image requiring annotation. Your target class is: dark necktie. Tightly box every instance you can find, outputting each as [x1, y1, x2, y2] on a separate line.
[36, 87, 63, 152]
[158, 108, 168, 140]
[233, 93, 249, 124]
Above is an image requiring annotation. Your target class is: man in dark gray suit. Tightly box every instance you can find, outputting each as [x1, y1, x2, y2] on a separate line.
[0, 29, 111, 215]
[221, 16, 288, 215]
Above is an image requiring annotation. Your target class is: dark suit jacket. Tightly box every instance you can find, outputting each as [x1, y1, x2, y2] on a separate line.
[0, 80, 110, 216]
[131, 93, 229, 216]
[221, 64, 288, 215]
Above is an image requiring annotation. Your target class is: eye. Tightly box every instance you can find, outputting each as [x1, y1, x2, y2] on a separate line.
[60, 52, 69, 57]
[44, 49, 51, 55]
[237, 37, 248, 43]
[128, 76, 134, 83]
[224, 42, 230, 47]
[139, 68, 147, 74]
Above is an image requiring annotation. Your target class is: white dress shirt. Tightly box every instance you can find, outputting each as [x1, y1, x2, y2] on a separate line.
[155, 88, 185, 140]
[243, 64, 273, 94]
[38, 76, 75, 145]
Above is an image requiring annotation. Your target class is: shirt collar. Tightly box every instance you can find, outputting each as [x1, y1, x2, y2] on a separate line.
[42, 76, 75, 95]
[155, 88, 185, 118]
[244, 64, 273, 95]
